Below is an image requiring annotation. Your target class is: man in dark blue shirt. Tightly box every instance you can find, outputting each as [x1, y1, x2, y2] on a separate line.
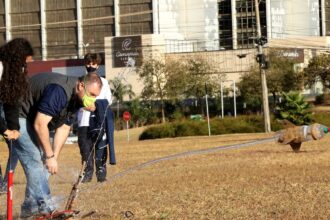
[13, 72, 102, 218]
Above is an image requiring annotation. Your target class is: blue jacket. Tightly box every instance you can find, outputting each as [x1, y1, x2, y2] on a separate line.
[89, 99, 116, 165]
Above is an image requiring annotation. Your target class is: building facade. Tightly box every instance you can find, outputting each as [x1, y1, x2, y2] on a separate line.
[0, 0, 153, 60]
[1, 0, 329, 98]
[0, 0, 327, 61]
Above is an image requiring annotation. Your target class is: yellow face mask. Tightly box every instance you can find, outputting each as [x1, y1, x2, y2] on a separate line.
[82, 76, 96, 107]
[82, 93, 96, 108]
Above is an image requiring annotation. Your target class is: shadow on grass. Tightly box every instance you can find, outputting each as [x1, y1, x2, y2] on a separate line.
[248, 149, 327, 154]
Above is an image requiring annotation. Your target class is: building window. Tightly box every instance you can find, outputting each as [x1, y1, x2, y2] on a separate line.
[218, 0, 233, 49]
[119, 0, 153, 36]
[10, 0, 42, 59]
[82, 0, 115, 54]
[236, 0, 267, 48]
[45, 0, 77, 59]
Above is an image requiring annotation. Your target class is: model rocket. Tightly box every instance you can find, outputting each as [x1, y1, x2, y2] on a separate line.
[276, 122, 329, 152]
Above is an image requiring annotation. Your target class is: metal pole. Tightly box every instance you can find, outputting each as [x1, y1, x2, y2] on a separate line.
[205, 94, 211, 136]
[254, 0, 271, 133]
[7, 140, 13, 220]
[7, 170, 13, 220]
[126, 121, 130, 142]
[233, 80, 236, 117]
[220, 81, 224, 118]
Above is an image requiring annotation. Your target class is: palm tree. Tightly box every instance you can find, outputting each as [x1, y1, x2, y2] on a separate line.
[275, 91, 312, 125]
[110, 77, 135, 118]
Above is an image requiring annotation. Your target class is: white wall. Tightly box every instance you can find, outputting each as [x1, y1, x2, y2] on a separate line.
[157, 0, 219, 51]
[270, 0, 320, 39]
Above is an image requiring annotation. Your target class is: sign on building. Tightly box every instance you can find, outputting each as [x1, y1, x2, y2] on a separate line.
[274, 48, 304, 63]
[113, 36, 142, 67]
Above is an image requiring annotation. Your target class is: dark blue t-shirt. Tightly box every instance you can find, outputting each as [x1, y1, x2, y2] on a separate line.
[38, 84, 67, 118]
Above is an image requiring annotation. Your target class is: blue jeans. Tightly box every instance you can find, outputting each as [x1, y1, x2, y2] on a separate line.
[13, 118, 55, 216]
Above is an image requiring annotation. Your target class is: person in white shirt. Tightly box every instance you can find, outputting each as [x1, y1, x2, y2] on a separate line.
[77, 53, 112, 182]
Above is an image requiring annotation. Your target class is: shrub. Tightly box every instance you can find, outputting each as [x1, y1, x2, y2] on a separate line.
[139, 124, 176, 140]
[315, 93, 330, 105]
[275, 91, 312, 125]
[169, 110, 185, 122]
[138, 111, 330, 140]
[139, 115, 283, 140]
[311, 112, 330, 127]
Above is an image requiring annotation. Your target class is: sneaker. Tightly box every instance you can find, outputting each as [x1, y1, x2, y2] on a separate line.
[20, 210, 40, 219]
[81, 169, 93, 183]
[81, 175, 92, 183]
[21, 202, 55, 219]
[20, 209, 57, 219]
[96, 168, 107, 182]
[97, 176, 107, 182]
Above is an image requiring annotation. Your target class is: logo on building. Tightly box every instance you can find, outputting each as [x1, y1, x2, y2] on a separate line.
[113, 36, 142, 67]
[122, 38, 132, 51]
[274, 48, 304, 63]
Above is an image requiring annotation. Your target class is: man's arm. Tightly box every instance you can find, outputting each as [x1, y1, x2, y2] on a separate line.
[34, 83, 68, 174]
[34, 112, 58, 174]
[53, 123, 71, 159]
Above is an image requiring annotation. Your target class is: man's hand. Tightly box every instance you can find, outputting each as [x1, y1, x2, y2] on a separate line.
[3, 129, 20, 140]
[45, 157, 58, 174]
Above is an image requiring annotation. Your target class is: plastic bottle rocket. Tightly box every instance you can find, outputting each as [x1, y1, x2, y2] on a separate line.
[276, 123, 329, 152]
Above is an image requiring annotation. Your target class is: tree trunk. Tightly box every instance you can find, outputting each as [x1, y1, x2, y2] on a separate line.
[272, 92, 277, 111]
[161, 100, 166, 123]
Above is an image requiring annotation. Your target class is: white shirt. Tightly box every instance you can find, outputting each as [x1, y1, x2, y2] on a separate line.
[77, 77, 112, 127]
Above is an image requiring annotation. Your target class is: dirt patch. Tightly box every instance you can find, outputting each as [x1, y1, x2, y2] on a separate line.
[1, 128, 330, 219]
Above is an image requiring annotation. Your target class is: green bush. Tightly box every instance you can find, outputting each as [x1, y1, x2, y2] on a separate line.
[315, 94, 330, 105]
[275, 91, 312, 125]
[139, 124, 176, 140]
[311, 112, 330, 127]
[139, 115, 283, 140]
[139, 112, 330, 140]
[315, 94, 325, 105]
[169, 110, 185, 122]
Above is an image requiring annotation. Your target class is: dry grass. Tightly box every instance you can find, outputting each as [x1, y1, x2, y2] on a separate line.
[1, 127, 330, 219]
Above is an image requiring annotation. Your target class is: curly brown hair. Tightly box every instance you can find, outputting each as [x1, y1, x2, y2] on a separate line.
[0, 38, 34, 104]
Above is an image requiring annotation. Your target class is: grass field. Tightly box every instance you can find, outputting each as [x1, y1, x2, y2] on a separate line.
[1, 127, 330, 219]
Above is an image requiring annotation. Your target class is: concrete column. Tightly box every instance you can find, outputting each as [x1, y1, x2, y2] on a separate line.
[231, 0, 237, 49]
[114, 0, 120, 36]
[77, 0, 83, 57]
[152, 0, 160, 34]
[5, 0, 11, 41]
[321, 0, 326, 36]
[40, 0, 47, 60]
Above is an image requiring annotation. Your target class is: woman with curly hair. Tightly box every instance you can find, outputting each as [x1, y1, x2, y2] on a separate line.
[0, 38, 34, 192]
[0, 38, 34, 138]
